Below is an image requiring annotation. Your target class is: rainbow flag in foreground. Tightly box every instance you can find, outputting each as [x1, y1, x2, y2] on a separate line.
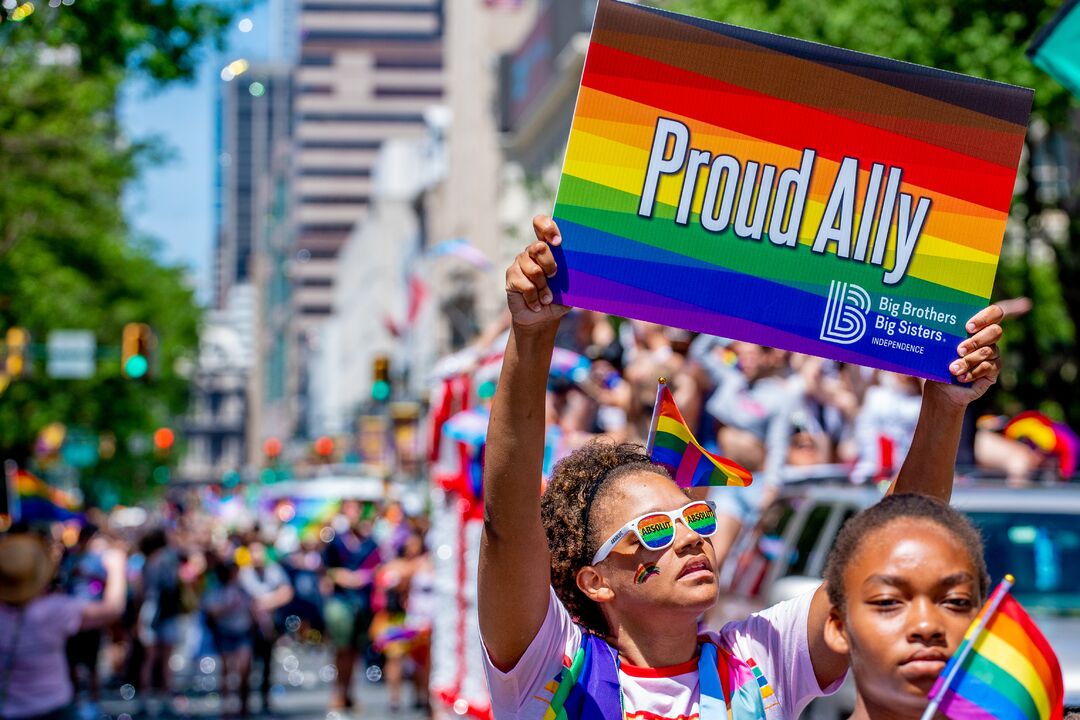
[646, 380, 752, 488]
[13, 468, 83, 523]
[923, 575, 1063, 720]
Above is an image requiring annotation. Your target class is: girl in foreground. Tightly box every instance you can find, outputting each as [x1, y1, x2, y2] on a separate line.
[478, 216, 1005, 720]
[822, 494, 991, 720]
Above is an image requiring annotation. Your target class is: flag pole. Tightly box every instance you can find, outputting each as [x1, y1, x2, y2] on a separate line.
[919, 574, 1015, 720]
[645, 377, 667, 455]
[4, 460, 20, 525]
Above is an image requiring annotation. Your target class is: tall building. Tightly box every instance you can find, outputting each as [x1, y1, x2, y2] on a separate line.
[215, 64, 294, 310]
[177, 290, 253, 484]
[289, 0, 446, 437]
[213, 64, 294, 470]
[291, 0, 445, 324]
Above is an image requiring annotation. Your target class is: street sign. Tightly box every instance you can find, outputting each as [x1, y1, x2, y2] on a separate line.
[47, 330, 96, 379]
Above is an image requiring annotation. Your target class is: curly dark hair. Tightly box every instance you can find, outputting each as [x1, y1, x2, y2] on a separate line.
[539, 440, 671, 635]
[824, 493, 989, 612]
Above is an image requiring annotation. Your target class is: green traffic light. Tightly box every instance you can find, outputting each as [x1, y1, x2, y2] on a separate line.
[125, 354, 149, 379]
[372, 379, 390, 401]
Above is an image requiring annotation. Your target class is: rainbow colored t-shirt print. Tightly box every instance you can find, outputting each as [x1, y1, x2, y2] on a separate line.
[746, 657, 779, 712]
[550, 0, 1033, 383]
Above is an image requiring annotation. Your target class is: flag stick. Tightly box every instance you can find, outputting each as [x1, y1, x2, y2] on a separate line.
[919, 574, 1015, 720]
[4, 460, 19, 524]
[644, 377, 667, 455]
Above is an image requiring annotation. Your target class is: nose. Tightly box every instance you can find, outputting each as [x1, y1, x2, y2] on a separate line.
[906, 596, 947, 644]
[671, 518, 705, 555]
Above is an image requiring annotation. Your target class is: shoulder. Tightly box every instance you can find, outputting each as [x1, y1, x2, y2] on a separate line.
[32, 593, 88, 634]
[713, 590, 836, 718]
[482, 588, 583, 718]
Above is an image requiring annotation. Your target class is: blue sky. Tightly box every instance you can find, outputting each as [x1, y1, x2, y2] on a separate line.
[120, 1, 273, 304]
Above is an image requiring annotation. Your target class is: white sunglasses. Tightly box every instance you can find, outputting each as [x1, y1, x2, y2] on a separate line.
[590, 500, 718, 565]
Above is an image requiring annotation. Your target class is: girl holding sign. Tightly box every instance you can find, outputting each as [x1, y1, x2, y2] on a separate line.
[478, 215, 1005, 720]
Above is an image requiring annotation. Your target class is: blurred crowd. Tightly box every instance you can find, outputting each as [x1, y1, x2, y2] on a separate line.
[519, 308, 1067, 489]
[4, 303, 1076, 720]
[0, 495, 434, 720]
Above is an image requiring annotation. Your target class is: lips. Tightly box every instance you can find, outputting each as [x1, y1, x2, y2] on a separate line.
[676, 556, 713, 580]
[901, 649, 949, 665]
[899, 649, 950, 679]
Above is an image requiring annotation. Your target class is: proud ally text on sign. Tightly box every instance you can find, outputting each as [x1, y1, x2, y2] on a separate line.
[638, 119, 931, 286]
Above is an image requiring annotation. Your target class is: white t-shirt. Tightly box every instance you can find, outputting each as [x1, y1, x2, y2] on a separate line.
[483, 588, 841, 720]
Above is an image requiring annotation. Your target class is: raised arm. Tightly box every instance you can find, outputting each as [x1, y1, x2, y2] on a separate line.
[888, 303, 1003, 502]
[79, 547, 127, 631]
[806, 303, 1004, 689]
[478, 216, 569, 672]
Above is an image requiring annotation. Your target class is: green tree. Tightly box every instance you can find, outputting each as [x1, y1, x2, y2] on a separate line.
[666, 0, 1080, 423]
[0, 1, 236, 500]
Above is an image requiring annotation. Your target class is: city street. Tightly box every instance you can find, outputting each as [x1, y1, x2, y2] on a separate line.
[3, 0, 1080, 719]
[97, 643, 429, 720]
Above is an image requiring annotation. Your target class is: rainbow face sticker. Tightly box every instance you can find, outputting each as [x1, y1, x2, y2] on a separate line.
[634, 563, 661, 584]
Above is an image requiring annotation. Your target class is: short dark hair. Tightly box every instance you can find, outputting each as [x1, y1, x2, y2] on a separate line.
[539, 440, 671, 635]
[824, 493, 989, 611]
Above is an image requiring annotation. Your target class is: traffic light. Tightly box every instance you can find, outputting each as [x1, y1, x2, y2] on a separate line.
[121, 323, 155, 379]
[4, 328, 30, 377]
[372, 354, 391, 402]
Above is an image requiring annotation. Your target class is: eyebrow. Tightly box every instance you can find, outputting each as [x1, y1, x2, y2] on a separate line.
[863, 572, 976, 589]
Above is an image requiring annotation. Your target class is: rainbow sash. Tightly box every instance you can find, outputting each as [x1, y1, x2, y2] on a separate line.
[543, 631, 767, 719]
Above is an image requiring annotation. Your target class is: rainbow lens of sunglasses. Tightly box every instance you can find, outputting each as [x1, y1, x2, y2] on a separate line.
[635, 514, 676, 550]
[682, 502, 717, 536]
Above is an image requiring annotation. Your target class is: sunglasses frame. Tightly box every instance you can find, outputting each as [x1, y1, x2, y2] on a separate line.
[590, 499, 718, 566]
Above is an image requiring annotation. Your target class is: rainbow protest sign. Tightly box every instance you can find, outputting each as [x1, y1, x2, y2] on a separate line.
[550, 0, 1033, 382]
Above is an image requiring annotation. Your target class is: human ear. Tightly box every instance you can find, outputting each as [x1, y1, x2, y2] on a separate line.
[576, 565, 615, 604]
[824, 606, 850, 656]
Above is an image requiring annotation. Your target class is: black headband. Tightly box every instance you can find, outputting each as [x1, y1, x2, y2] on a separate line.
[580, 469, 614, 566]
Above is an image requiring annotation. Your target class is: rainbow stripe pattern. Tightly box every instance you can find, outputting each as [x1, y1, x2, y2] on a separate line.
[633, 563, 660, 584]
[550, 0, 1032, 383]
[542, 632, 767, 719]
[927, 578, 1064, 720]
[14, 469, 83, 523]
[747, 658, 778, 710]
[648, 383, 752, 488]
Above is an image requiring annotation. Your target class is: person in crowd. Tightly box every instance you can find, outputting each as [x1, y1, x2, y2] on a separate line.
[820, 494, 990, 720]
[278, 531, 327, 638]
[202, 559, 255, 718]
[478, 215, 1004, 720]
[136, 528, 183, 711]
[370, 529, 434, 715]
[59, 523, 110, 717]
[238, 541, 294, 715]
[851, 372, 925, 485]
[323, 499, 382, 712]
[0, 525, 127, 720]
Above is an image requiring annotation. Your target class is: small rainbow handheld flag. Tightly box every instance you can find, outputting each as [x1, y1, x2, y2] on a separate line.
[922, 575, 1064, 720]
[646, 379, 752, 488]
[12, 468, 82, 523]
